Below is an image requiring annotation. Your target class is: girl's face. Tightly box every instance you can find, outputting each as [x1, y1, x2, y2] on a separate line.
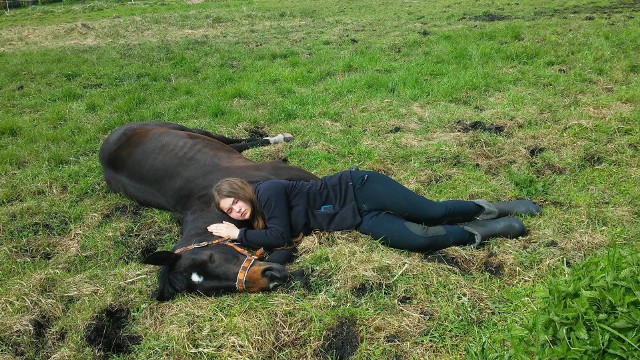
[218, 197, 252, 221]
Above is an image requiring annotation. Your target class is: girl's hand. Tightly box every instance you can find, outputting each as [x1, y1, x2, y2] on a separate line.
[207, 221, 240, 240]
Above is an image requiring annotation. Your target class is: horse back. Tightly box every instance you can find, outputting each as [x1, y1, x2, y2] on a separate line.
[99, 122, 317, 214]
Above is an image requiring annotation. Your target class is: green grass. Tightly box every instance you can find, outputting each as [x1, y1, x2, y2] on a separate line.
[1, 0, 639, 358]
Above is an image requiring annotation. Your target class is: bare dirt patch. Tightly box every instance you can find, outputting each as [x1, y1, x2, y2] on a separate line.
[286, 269, 313, 291]
[102, 203, 144, 224]
[318, 317, 361, 360]
[467, 13, 511, 22]
[425, 250, 469, 273]
[426, 248, 511, 278]
[244, 125, 269, 138]
[84, 303, 142, 357]
[350, 281, 386, 298]
[454, 120, 505, 135]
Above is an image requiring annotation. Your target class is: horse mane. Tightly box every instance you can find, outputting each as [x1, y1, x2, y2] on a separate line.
[156, 266, 187, 301]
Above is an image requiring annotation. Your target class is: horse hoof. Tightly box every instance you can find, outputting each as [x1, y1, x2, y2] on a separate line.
[282, 133, 294, 142]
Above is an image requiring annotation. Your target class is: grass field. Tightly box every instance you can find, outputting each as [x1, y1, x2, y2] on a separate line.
[1, 0, 639, 358]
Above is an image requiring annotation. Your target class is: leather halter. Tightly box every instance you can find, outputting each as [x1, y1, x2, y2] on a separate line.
[174, 237, 264, 292]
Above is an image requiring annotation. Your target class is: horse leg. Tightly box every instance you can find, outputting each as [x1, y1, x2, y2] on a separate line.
[227, 133, 294, 153]
[138, 122, 293, 153]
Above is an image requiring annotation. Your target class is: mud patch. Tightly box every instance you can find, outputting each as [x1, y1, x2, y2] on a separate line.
[350, 282, 385, 298]
[424, 250, 468, 273]
[319, 318, 361, 360]
[30, 315, 52, 341]
[11, 215, 71, 239]
[28, 314, 57, 358]
[103, 203, 144, 221]
[534, 162, 566, 176]
[384, 333, 402, 344]
[13, 238, 55, 262]
[531, 1, 640, 19]
[582, 151, 606, 167]
[245, 125, 269, 138]
[545, 240, 559, 247]
[528, 146, 546, 157]
[482, 251, 504, 277]
[84, 304, 142, 357]
[467, 12, 510, 22]
[0, 337, 25, 358]
[288, 269, 312, 291]
[454, 120, 505, 135]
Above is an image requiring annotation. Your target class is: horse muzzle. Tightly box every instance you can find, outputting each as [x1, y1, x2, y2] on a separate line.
[245, 262, 288, 292]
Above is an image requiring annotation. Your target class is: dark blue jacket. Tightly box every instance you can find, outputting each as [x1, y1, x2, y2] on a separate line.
[237, 171, 361, 249]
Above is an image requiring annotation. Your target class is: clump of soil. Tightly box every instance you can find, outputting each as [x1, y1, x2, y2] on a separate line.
[30, 315, 51, 341]
[102, 203, 144, 222]
[350, 282, 384, 298]
[424, 250, 468, 273]
[469, 12, 510, 22]
[528, 146, 546, 157]
[384, 333, 402, 344]
[84, 304, 142, 357]
[483, 252, 505, 277]
[454, 120, 505, 135]
[245, 125, 269, 138]
[288, 269, 312, 291]
[319, 318, 361, 360]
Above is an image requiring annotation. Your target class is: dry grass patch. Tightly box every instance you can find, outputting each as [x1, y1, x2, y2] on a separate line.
[0, 14, 225, 50]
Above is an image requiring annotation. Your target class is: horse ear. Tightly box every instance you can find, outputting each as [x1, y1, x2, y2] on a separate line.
[143, 251, 180, 266]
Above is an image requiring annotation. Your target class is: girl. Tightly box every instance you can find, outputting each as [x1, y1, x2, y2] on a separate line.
[207, 170, 540, 263]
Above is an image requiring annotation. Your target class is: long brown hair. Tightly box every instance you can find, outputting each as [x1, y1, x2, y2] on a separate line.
[212, 178, 265, 230]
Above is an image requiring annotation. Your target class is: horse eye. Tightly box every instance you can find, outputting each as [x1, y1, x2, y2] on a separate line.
[209, 253, 215, 263]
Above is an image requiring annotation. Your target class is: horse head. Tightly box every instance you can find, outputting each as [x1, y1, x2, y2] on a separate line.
[143, 241, 288, 301]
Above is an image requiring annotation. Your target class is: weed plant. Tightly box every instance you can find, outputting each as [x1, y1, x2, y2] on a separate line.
[1, 0, 639, 358]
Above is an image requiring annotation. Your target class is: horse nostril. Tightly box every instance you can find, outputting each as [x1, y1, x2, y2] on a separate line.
[262, 264, 288, 287]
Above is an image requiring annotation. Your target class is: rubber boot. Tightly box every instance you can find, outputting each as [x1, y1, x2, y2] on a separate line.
[473, 199, 541, 220]
[463, 216, 526, 246]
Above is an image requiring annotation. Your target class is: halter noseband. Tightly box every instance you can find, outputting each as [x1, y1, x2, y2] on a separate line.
[174, 237, 264, 292]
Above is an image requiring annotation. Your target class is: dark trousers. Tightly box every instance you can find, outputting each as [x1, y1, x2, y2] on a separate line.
[351, 170, 480, 251]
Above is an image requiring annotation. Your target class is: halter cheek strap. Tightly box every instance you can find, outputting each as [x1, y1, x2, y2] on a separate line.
[236, 257, 255, 291]
[174, 237, 264, 292]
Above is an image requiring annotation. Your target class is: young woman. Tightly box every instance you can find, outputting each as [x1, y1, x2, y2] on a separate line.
[207, 170, 541, 263]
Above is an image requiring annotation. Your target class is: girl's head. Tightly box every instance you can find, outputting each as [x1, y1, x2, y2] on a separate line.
[213, 178, 264, 229]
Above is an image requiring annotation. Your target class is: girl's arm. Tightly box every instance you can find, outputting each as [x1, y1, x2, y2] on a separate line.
[207, 221, 240, 239]
[238, 181, 292, 249]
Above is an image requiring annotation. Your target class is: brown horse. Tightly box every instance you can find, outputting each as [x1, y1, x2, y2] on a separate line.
[99, 122, 318, 300]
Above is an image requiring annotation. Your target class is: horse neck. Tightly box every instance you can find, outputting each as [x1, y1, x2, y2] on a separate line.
[178, 201, 250, 250]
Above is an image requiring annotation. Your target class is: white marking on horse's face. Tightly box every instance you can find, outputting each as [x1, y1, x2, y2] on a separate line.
[191, 272, 204, 284]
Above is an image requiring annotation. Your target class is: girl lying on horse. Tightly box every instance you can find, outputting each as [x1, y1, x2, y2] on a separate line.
[207, 169, 541, 264]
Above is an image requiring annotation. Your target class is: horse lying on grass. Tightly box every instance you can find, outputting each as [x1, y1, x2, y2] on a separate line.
[99, 122, 318, 301]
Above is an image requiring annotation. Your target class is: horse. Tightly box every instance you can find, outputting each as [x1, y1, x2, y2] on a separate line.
[99, 122, 318, 301]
